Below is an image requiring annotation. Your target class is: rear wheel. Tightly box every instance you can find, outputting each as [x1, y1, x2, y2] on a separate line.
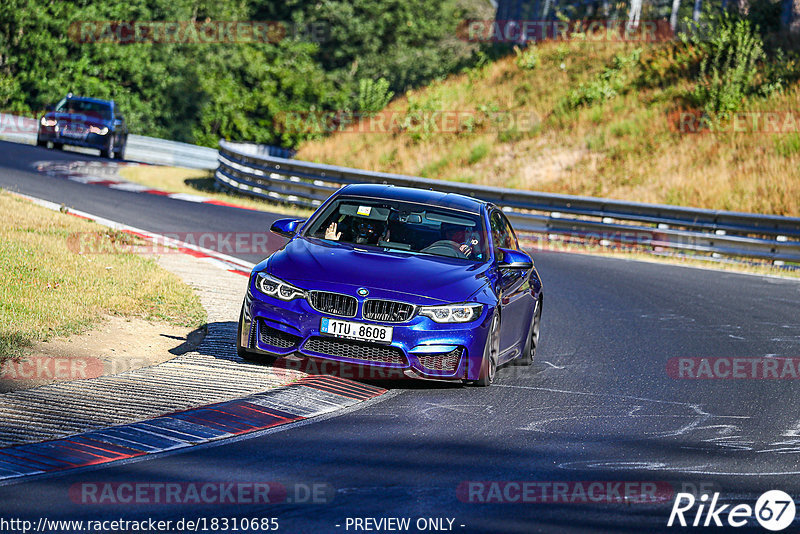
[475, 314, 500, 387]
[516, 297, 542, 366]
[52, 142, 63, 150]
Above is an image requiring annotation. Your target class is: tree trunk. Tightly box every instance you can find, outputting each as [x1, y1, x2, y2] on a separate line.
[782, 0, 791, 28]
[783, 0, 800, 32]
[793, 0, 800, 32]
[670, 0, 681, 31]
[737, 0, 749, 16]
[627, 0, 642, 30]
[542, 0, 552, 21]
[693, 0, 702, 22]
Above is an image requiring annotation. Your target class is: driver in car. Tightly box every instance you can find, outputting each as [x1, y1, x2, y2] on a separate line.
[325, 218, 388, 245]
[441, 223, 481, 259]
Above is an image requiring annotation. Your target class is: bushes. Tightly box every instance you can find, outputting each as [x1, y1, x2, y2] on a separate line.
[686, 14, 768, 113]
[514, 45, 538, 70]
[358, 78, 394, 115]
[564, 48, 642, 108]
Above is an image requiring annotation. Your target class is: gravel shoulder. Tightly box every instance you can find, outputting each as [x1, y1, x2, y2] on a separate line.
[0, 248, 308, 448]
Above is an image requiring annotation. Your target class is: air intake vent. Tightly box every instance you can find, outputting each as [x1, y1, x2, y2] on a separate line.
[258, 322, 301, 349]
[418, 348, 462, 372]
[363, 300, 415, 323]
[303, 337, 406, 365]
[308, 291, 358, 317]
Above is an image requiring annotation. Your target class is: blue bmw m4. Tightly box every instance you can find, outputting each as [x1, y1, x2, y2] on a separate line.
[237, 184, 543, 386]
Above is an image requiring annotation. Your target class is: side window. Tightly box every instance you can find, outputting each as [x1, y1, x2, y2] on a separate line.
[490, 211, 508, 255]
[499, 212, 519, 251]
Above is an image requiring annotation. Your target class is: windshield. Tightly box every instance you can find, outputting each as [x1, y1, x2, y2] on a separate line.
[304, 196, 489, 262]
[55, 98, 112, 120]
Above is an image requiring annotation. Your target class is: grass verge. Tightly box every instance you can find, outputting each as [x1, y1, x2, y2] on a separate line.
[0, 191, 206, 362]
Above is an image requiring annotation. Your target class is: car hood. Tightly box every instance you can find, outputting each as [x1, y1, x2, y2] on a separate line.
[266, 237, 491, 304]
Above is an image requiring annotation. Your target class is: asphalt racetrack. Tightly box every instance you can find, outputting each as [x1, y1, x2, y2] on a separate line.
[1, 140, 800, 532]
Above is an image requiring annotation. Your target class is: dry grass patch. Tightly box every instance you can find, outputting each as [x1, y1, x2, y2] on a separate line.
[0, 191, 206, 361]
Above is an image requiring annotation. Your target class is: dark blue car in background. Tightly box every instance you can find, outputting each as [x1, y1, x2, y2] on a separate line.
[37, 94, 128, 159]
[238, 184, 543, 386]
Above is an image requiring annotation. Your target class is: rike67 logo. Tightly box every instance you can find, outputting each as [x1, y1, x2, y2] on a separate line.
[668, 490, 796, 531]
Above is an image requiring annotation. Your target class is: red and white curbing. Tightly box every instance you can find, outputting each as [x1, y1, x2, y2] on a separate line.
[0, 376, 386, 483]
[34, 160, 259, 212]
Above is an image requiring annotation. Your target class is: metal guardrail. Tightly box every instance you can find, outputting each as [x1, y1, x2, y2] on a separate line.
[0, 113, 218, 169]
[217, 139, 800, 264]
[126, 134, 218, 169]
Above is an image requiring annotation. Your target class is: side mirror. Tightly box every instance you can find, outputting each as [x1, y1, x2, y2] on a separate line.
[270, 218, 304, 238]
[497, 248, 533, 269]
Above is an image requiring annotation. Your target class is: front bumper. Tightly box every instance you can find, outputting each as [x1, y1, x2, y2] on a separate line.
[38, 128, 111, 151]
[240, 288, 492, 382]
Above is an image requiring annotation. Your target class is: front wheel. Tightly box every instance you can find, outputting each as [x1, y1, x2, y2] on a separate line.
[236, 305, 276, 364]
[475, 314, 500, 387]
[100, 136, 114, 159]
[36, 136, 47, 148]
[117, 138, 126, 160]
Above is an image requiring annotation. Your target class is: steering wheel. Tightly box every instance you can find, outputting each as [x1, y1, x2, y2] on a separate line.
[421, 240, 466, 258]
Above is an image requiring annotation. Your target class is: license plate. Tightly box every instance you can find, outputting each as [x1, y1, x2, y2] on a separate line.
[61, 127, 86, 139]
[320, 318, 393, 344]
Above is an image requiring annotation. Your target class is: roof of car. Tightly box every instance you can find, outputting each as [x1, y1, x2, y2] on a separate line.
[337, 183, 489, 213]
[64, 95, 113, 106]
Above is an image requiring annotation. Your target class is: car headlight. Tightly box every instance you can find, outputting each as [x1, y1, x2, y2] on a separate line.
[418, 303, 483, 323]
[255, 272, 305, 301]
[89, 125, 109, 135]
[40, 117, 57, 127]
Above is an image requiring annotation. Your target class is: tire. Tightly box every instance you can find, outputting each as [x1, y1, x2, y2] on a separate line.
[475, 313, 500, 387]
[516, 297, 542, 366]
[117, 138, 126, 161]
[236, 305, 276, 364]
[101, 137, 114, 159]
[52, 142, 63, 150]
[36, 136, 47, 148]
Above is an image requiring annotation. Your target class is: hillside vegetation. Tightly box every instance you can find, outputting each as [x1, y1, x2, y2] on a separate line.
[298, 16, 800, 216]
[0, 0, 488, 147]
